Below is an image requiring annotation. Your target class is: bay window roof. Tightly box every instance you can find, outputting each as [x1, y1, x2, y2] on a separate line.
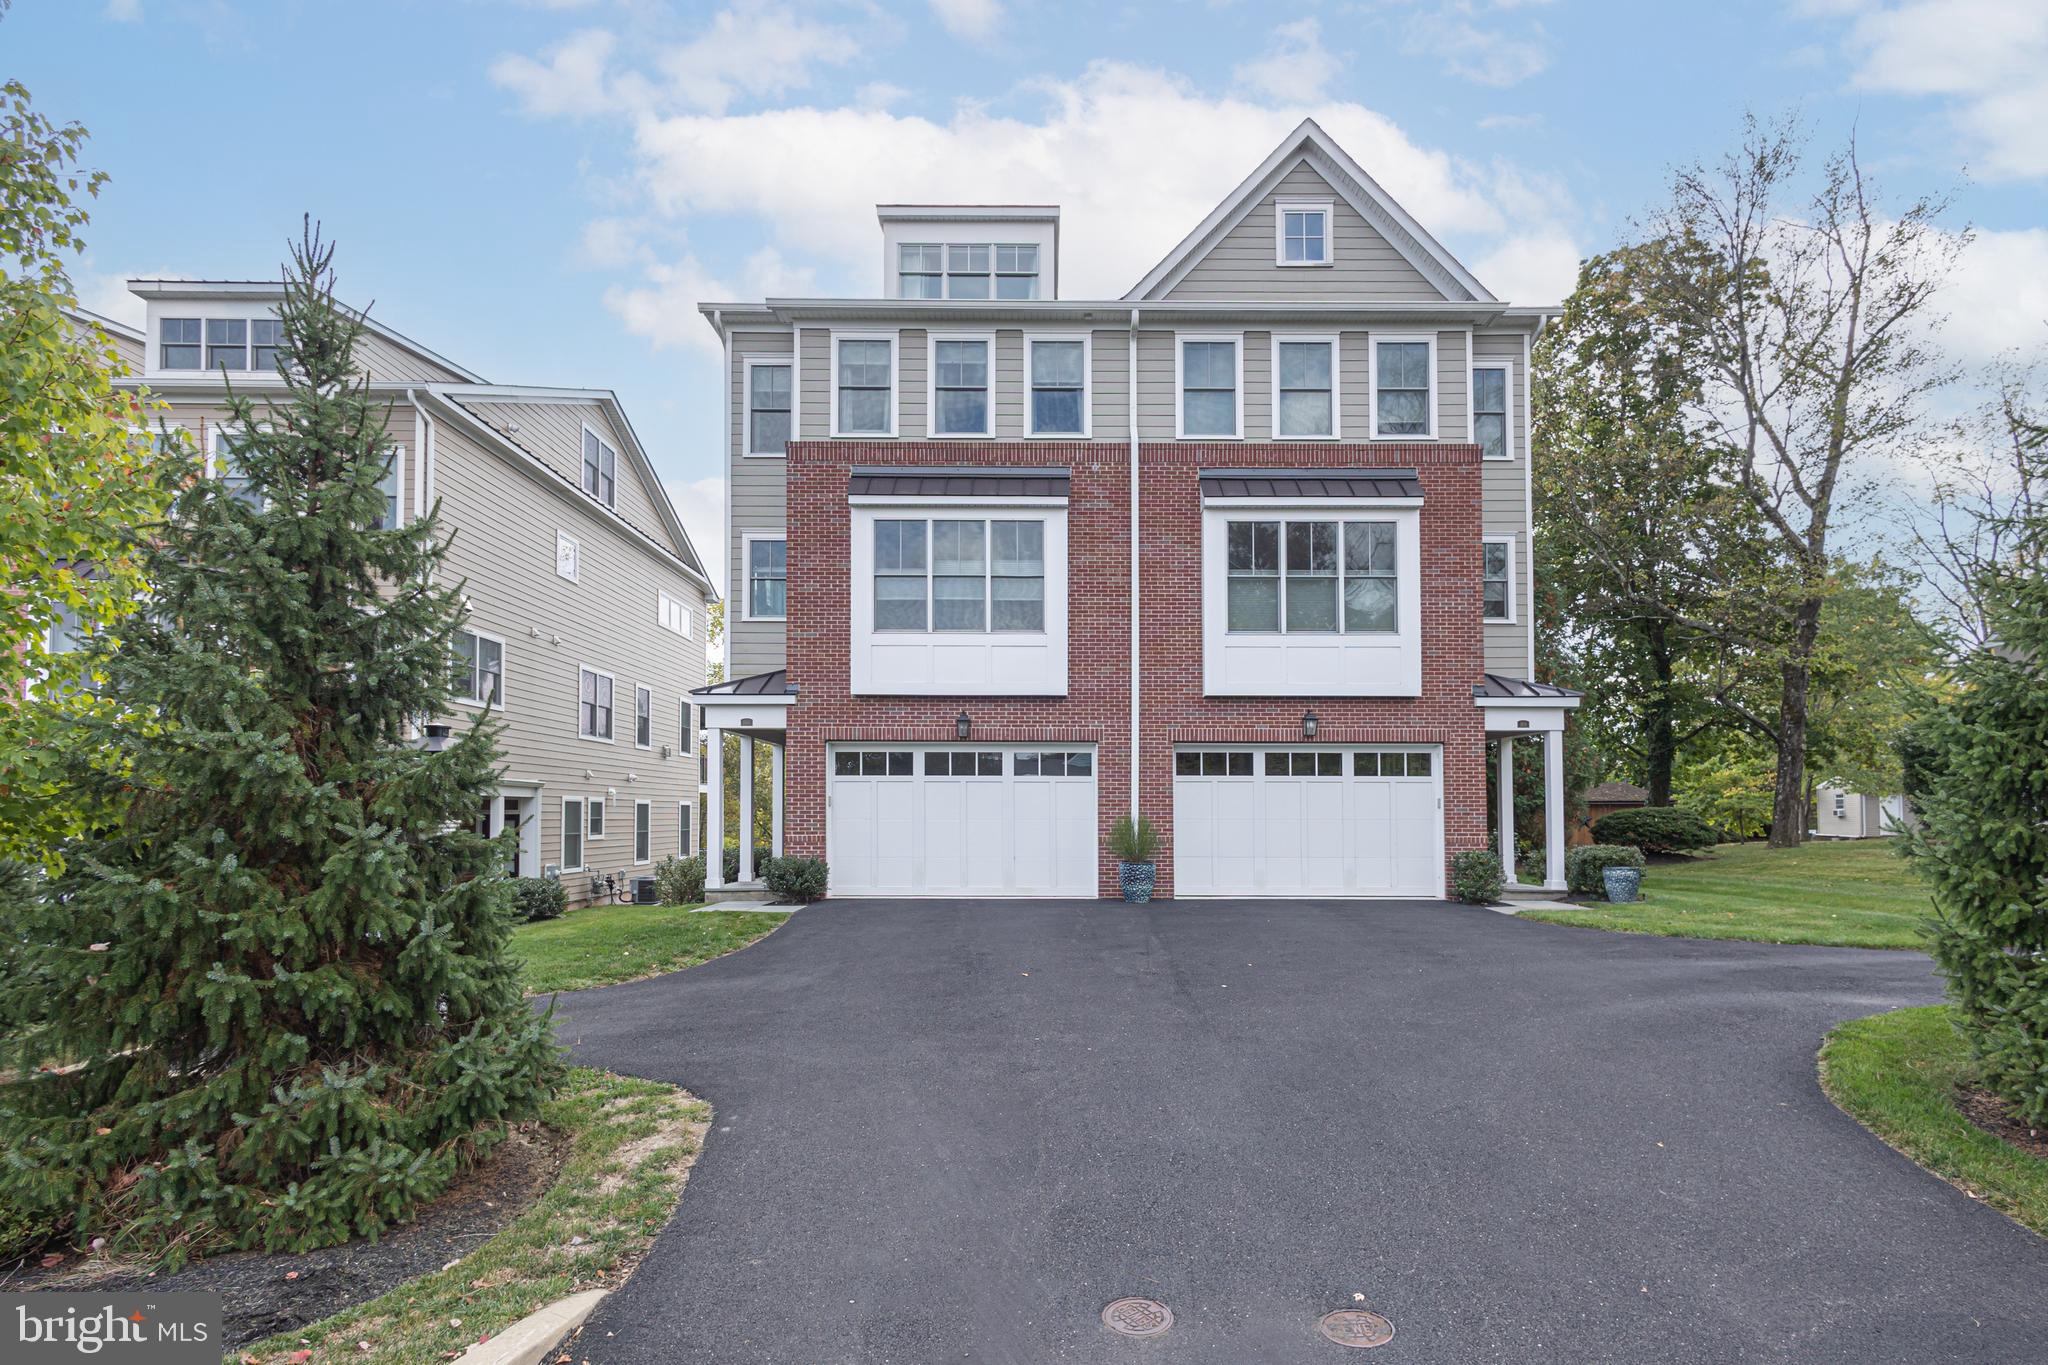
[1198, 468, 1423, 501]
[848, 467, 1069, 500]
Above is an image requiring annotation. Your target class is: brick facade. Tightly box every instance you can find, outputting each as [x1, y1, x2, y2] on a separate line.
[785, 439, 1489, 898]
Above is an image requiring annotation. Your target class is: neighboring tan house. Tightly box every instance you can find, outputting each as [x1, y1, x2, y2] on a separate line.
[83, 283, 715, 905]
[694, 119, 1577, 899]
[1814, 786, 1913, 840]
[1573, 780, 1648, 848]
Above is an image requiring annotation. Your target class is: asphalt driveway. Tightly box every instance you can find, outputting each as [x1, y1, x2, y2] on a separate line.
[549, 900, 2048, 1363]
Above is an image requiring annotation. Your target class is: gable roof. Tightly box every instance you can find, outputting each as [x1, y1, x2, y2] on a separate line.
[126, 280, 487, 384]
[1125, 118, 1495, 304]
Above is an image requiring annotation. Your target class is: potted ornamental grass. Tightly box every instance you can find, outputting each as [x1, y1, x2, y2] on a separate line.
[1108, 814, 1162, 903]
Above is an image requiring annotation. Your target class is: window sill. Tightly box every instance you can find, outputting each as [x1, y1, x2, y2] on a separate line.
[577, 733, 617, 745]
[1023, 430, 1090, 440]
[739, 614, 788, 624]
[450, 696, 502, 712]
[743, 450, 788, 459]
[1369, 433, 1439, 443]
[829, 431, 898, 440]
[1483, 616, 1518, 627]
[1275, 260, 1335, 268]
[1180, 432, 1244, 441]
[1272, 431, 1341, 442]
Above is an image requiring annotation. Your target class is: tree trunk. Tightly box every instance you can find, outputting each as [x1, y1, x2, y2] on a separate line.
[1643, 620, 1677, 806]
[1769, 596, 1825, 847]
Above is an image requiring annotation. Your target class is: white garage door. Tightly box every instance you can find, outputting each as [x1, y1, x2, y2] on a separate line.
[828, 745, 1098, 897]
[1173, 747, 1443, 898]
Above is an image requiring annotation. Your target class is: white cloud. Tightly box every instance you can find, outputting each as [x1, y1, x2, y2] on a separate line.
[104, 0, 142, 21]
[1936, 225, 2048, 365]
[1470, 228, 1580, 304]
[73, 270, 162, 330]
[1826, 0, 2048, 180]
[1394, 2, 1555, 88]
[604, 246, 819, 355]
[665, 475, 727, 597]
[491, 3, 863, 119]
[1232, 19, 1342, 103]
[618, 60, 1543, 298]
[928, 0, 1002, 43]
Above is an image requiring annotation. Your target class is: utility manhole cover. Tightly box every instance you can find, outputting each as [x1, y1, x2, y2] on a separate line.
[1317, 1309, 1396, 1349]
[1101, 1298, 1174, 1337]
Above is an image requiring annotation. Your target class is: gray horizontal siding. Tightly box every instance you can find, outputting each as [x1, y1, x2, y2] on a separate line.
[1474, 331, 1531, 677]
[1090, 329, 1128, 439]
[729, 331, 794, 677]
[1163, 161, 1445, 302]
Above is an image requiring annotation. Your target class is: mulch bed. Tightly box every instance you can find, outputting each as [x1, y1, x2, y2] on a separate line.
[1955, 1085, 2048, 1162]
[1, 1124, 570, 1352]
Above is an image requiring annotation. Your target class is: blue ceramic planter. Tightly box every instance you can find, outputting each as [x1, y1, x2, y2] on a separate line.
[1120, 861, 1157, 903]
[1603, 866, 1644, 903]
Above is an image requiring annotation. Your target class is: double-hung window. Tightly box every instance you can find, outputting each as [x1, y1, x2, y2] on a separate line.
[562, 797, 585, 870]
[1277, 201, 1331, 265]
[1373, 337, 1435, 438]
[250, 318, 284, 371]
[994, 244, 1039, 299]
[635, 685, 653, 748]
[578, 666, 614, 740]
[899, 244, 943, 298]
[370, 446, 402, 529]
[160, 317, 201, 369]
[1274, 337, 1336, 438]
[1482, 538, 1514, 622]
[1178, 336, 1241, 438]
[206, 318, 248, 371]
[633, 800, 652, 864]
[210, 426, 262, 507]
[833, 336, 895, 436]
[582, 428, 617, 507]
[588, 798, 606, 839]
[873, 517, 1044, 634]
[745, 536, 786, 620]
[1027, 337, 1086, 436]
[747, 362, 792, 455]
[1225, 518, 1399, 634]
[453, 629, 504, 706]
[946, 244, 991, 298]
[679, 700, 693, 754]
[1473, 364, 1510, 460]
[931, 337, 990, 436]
[678, 802, 694, 857]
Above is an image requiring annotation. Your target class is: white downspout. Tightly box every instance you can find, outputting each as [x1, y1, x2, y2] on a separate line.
[1128, 309, 1141, 822]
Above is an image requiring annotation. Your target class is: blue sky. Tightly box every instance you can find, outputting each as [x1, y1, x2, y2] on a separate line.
[12, 0, 2047, 589]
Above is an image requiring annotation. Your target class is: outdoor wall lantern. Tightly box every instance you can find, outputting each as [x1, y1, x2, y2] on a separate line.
[1302, 710, 1319, 740]
[956, 711, 972, 740]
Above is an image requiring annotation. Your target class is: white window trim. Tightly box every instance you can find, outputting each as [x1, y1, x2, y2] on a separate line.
[577, 664, 616, 743]
[743, 356, 794, 459]
[1024, 332, 1092, 439]
[634, 683, 654, 750]
[1482, 534, 1517, 625]
[373, 443, 407, 528]
[1275, 199, 1335, 267]
[678, 801, 694, 858]
[829, 331, 899, 439]
[588, 796, 607, 841]
[1175, 331, 1245, 441]
[561, 796, 586, 873]
[633, 798, 652, 865]
[555, 529, 581, 583]
[1270, 333, 1342, 441]
[740, 531, 787, 623]
[925, 331, 997, 439]
[657, 589, 692, 638]
[1368, 332, 1439, 441]
[1471, 361, 1514, 461]
[451, 626, 509, 712]
[578, 422, 619, 509]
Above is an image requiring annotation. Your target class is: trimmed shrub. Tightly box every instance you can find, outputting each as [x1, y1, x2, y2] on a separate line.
[1565, 844, 1646, 897]
[511, 876, 567, 923]
[653, 855, 705, 906]
[721, 844, 773, 885]
[1592, 806, 1717, 855]
[1450, 849, 1506, 904]
[763, 856, 829, 903]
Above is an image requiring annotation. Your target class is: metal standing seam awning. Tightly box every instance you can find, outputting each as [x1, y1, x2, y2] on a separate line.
[1198, 468, 1424, 501]
[848, 467, 1071, 500]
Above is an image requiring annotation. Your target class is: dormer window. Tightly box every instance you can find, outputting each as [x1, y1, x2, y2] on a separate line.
[161, 314, 286, 372]
[898, 242, 1040, 299]
[160, 318, 201, 369]
[207, 319, 247, 370]
[1276, 201, 1332, 266]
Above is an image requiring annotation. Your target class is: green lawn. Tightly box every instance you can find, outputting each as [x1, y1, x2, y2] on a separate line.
[1520, 838, 1932, 949]
[514, 904, 786, 994]
[1821, 1006, 2048, 1239]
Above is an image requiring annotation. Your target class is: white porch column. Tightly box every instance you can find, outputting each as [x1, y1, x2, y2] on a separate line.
[706, 725, 726, 890]
[1495, 739, 1516, 883]
[770, 742, 785, 858]
[487, 793, 506, 840]
[738, 735, 756, 883]
[1542, 727, 1567, 890]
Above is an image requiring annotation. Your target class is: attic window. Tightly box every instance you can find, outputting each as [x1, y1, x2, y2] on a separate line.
[582, 427, 617, 508]
[899, 242, 1040, 299]
[1277, 201, 1332, 266]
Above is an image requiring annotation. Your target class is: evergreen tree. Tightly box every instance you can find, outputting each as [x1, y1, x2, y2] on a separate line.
[0, 231, 559, 1258]
[1909, 415, 2048, 1127]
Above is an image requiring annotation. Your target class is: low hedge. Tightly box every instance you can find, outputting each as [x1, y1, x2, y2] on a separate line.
[1564, 844, 1646, 897]
[1591, 806, 1717, 855]
[510, 875, 567, 922]
[763, 856, 829, 903]
[1450, 849, 1506, 904]
[653, 854, 706, 906]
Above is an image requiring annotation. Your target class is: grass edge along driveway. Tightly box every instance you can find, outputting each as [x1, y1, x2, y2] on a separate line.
[1520, 838, 1931, 950]
[515, 904, 787, 995]
[1821, 1006, 2048, 1240]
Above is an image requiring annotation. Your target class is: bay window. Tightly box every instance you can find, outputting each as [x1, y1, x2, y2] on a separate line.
[1373, 336, 1435, 438]
[1225, 518, 1400, 635]
[875, 517, 1044, 634]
